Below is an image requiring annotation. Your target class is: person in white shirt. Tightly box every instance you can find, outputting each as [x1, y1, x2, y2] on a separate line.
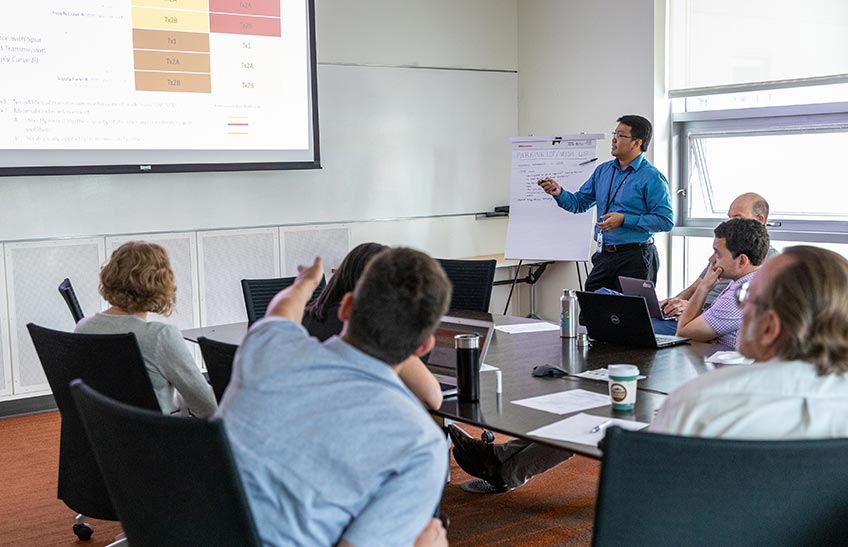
[652, 245, 848, 438]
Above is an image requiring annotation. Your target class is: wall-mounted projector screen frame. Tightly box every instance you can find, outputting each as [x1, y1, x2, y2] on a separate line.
[0, 0, 320, 177]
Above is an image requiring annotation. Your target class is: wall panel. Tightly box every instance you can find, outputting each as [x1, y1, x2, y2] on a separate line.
[0, 251, 10, 396]
[281, 227, 350, 276]
[198, 228, 280, 326]
[5, 239, 105, 394]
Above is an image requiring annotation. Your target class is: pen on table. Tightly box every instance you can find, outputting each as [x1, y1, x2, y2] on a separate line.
[590, 420, 614, 433]
[579, 157, 598, 166]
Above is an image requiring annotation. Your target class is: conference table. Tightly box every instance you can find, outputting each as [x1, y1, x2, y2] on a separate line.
[437, 315, 730, 458]
[184, 313, 730, 459]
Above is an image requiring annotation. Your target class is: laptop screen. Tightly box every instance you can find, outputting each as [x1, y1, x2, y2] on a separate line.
[422, 314, 494, 377]
[618, 276, 664, 319]
[576, 291, 689, 349]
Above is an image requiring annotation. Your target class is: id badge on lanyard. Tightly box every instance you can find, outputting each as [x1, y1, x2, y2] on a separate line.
[599, 168, 630, 253]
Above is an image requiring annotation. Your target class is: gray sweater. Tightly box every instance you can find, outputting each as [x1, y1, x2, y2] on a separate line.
[75, 313, 217, 417]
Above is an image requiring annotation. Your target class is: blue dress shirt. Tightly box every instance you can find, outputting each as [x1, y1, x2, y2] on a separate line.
[218, 318, 447, 547]
[555, 154, 673, 246]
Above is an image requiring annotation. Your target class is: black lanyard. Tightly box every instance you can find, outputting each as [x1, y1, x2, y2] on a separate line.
[602, 167, 631, 217]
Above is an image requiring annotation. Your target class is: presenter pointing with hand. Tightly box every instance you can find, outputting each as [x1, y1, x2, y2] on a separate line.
[537, 115, 673, 292]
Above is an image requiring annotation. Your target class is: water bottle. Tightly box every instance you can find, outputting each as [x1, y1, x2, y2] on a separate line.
[455, 333, 480, 402]
[560, 289, 578, 338]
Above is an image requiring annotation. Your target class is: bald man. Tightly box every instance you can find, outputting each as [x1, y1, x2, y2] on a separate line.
[661, 192, 778, 317]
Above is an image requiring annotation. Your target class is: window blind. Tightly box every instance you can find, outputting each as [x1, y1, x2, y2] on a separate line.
[668, 0, 848, 97]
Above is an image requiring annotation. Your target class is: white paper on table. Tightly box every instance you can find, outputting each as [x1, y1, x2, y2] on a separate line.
[495, 322, 560, 335]
[705, 351, 755, 365]
[511, 388, 610, 415]
[574, 368, 647, 382]
[480, 363, 499, 372]
[527, 412, 649, 446]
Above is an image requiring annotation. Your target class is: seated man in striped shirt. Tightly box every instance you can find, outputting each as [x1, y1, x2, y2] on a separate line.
[675, 218, 770, 347]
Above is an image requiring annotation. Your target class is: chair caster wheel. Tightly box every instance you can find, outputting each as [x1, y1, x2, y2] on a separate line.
[481, 430, 495, 444]
[73, 522, 93, 541]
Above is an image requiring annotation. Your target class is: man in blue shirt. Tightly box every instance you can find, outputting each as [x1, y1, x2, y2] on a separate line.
[218, 248, 451, 547]
[538, 115, 674, 292]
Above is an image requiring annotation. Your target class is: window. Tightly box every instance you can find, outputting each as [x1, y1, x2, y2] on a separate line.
[681, 105, 848, 224]
[671, 101, 848, 293]
[666, 1, 848, 295]
[668, 1, 848, 93]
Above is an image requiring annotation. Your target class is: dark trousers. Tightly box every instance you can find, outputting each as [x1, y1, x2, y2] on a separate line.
[585, 243, 659, 293]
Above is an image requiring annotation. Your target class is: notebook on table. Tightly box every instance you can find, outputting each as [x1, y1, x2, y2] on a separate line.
[421, 314, 495, 396]
[618, 276, 677, 320]
[576, 291, 689, 349]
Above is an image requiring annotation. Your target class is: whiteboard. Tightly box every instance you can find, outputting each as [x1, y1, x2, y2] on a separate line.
[504, 134, 603, 261]
[0, 64, 518, 241]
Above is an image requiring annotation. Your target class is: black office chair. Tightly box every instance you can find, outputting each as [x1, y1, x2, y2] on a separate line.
[241, 275, 326, 325]
[436, 259, 496, 313]
[197, 336, 239, 403]
[71, 379, 262, 547]
[58, 278, 85, 323]
[593, 427, 848, 546]
[27, 323, 160, 542]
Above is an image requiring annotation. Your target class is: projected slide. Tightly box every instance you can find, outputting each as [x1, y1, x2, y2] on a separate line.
[0, 0, 318, 173]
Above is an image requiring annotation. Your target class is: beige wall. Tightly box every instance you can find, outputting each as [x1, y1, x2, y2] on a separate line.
[517, 0, 666, 321]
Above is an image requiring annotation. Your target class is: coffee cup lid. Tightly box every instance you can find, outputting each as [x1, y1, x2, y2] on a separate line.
[608, 364, 639, 377]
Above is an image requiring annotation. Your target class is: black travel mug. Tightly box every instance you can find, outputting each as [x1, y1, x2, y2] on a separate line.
[455, 333, 480, 403]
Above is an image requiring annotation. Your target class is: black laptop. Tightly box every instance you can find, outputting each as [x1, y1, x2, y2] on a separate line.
[618, 276, 677, 320]
[576, 291, 689, 349]
[422, 314, 495, 396]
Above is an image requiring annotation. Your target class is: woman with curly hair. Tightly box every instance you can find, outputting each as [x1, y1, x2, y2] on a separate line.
[75, 241, 216, 417]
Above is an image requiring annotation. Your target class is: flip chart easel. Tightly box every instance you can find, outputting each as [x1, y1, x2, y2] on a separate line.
[504, 134, 603, 264]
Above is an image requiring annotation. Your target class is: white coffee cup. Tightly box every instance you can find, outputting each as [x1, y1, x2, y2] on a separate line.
[608, 364, 639, 411]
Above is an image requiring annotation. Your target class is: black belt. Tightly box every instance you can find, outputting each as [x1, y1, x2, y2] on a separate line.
[602, 238, 654, 253]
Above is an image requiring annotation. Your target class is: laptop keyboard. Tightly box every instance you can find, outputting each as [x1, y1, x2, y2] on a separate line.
[655, 334, 681, 344]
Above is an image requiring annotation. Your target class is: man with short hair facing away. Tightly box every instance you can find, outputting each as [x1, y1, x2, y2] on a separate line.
[675, 218, 770, 347]
[218, 248, 451, 547]
[661, 192, 777, 317]
[652, 246, 848, 438]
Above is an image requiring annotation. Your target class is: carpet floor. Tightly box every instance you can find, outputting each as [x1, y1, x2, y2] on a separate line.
[0, 413, 597, 546]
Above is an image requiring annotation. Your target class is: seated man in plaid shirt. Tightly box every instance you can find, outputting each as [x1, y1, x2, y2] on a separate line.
[675, 218, 770, 347]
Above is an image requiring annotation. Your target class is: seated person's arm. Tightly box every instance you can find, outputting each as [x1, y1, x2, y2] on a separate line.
[675, 265, 721, 342]
[660, 278, 701, 316]
[675, 313, 719, 342]
[674, 277, 700, 301]
[155, 325, 218, 417]
[265, 258, 324, 323]
[412, 519, 448, 547]
[397, 355, 443, 410]
[664, 259, 714, 313]
[337, 519, 447, 547]
[659, 296, 688, 317]
[336, 435, 446, 547]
